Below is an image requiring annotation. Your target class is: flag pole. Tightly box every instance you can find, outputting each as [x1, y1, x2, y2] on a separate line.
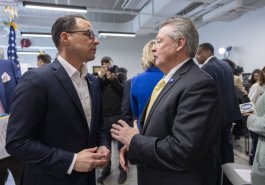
[4, 6, 21, 75]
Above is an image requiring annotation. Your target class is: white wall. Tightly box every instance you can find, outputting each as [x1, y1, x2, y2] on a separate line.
[0, 35, 154, 78]
[86, 35, 154, 78]
[198, 5, 265, 73]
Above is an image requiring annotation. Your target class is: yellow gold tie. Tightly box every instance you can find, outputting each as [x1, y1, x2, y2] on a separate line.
[145, 78, 166, 122]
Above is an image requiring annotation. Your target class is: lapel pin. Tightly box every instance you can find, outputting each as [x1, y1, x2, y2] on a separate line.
[169, 78, 174, 83]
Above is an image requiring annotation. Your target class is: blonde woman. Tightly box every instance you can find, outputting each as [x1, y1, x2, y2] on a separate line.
[130, 40, 164, 125]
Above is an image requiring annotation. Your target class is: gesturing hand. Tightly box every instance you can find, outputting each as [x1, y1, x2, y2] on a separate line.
[96, 146, 111, 168]
[111, 120, 139, 147]
[119, 146, 129, 172]
[74, 147, 108, 172]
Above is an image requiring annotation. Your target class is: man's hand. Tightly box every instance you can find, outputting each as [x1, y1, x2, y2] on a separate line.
[96, 146, 111, 168]
[98, 65, 108, 78]
[73, 147, 108, 172]
[111, 120, 139, 147]
[119, 146, 129, 172]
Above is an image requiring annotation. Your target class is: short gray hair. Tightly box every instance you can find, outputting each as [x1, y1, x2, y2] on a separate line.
[160, 16, 199, 58]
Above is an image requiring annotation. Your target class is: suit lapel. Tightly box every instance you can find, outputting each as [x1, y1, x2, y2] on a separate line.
[51, 60, 87, 122]
[142, 59, 195, 132]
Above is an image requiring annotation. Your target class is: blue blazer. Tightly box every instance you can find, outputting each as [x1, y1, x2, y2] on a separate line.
[202, 57, 241, 124]
[0, 59, 21, 113]
[6, 59, 109, 185]
[131, 67, 163, 124]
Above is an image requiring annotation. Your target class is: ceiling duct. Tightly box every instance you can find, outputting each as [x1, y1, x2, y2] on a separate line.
[176, 2, 204, 17]
[202, 0, 253, 22]
[121, 0, 150, 10]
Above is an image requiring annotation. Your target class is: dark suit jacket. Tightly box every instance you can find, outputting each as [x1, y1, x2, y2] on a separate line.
[118, 79, 133, 150]
[6, 59, 110, 185]
[202, 57, 241, 124]
[0, 59, 21, 113]
[0, 81, 6, 113]
[128, 59, 222, 185]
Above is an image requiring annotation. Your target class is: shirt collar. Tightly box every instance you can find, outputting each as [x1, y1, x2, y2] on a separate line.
[201, 55, 214, 67]
[57, 55, 88, 78]
[164, 58, 190, 83]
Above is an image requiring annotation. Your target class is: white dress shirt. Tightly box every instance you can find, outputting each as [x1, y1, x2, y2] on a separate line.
[57, 55, 92, 174]
[164, 58, 190, 83]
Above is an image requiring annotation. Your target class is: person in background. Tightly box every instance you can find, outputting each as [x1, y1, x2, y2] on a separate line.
[97, 56, 125, 184]
[248, 66, 265, 104]
[117, 78, 133, 184]
[249, 69, 261, 90]
[248, 66, 265, 165]
[5, 14, 110, 185]
[111, 16, 222, 185]
[36, 53, 51, 67]
[246, 92, 265, 185]
[222, 59, 247, 143]
[196, 43, 242, 185]
[117, 67, 128, 83]
[222, 59, 247, 95]
[0, 59, 23, 185]
[130, 39, 163, 127]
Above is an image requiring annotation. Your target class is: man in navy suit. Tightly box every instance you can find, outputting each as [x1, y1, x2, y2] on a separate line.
[0, 59, 21, 113]
[0, 60, 24, 185]
[6, 14, 110, 185]
[196, 43, 242, 185]
[111, 17, 222, 185]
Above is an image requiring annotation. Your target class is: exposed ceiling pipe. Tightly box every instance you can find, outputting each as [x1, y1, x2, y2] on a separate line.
[112, 0, 121, 9]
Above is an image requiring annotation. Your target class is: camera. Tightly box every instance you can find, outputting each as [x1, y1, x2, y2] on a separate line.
[235, 66, 244, 76]
[107, 65, 119, 73]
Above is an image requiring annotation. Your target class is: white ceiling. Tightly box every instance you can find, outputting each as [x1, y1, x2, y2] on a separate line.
[0, 0, 265, 39]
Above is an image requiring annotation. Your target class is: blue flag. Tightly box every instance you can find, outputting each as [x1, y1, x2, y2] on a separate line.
[7, 24, 21, 74]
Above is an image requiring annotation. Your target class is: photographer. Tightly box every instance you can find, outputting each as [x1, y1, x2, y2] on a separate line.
[97, 56, 125, 184]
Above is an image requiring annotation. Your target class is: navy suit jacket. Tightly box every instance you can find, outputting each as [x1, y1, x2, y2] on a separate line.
[202, 57, 241, 124]
[6, 59, 109, 185]
[128, 59, 222, 185]
[0, 59, 21, 113]
[0, 81, 6, 113]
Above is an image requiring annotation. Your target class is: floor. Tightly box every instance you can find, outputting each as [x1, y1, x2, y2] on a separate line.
[5, 136, 251, 185]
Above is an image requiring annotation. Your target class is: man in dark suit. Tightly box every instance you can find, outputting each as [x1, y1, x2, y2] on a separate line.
[196, 43, 242, 185]
[111, 17, 222, 185]
[6, 14, 110, 185]
[0, 60, 24, 185]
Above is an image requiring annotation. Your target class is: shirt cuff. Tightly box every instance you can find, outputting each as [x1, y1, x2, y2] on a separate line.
[67, 154, 77, 174]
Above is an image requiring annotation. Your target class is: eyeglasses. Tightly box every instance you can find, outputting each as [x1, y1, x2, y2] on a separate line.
[66, 29, 97, 39]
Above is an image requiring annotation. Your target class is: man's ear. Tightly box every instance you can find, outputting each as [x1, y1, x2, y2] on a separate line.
[176, 37, 185, 52]
[60, 32, 70, 46]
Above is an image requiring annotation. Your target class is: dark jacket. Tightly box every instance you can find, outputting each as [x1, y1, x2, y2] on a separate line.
[6, 59, 109, 185]
[128, 60, 222, 185]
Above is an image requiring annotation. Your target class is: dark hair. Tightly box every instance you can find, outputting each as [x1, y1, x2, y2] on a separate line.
[199, 43, 214, 54]
[222, 59, 244, 76]
[258, 66, 265, 86]
[51, 14, 87, 48]
[37, 54, 51, 64]
[101, 56, 113, 65]
[222, 59, 236, 70]
[249, 68, 261, 86]
[118, 67, 128, 74]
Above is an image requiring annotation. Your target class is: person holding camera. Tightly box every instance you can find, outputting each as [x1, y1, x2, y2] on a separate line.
[98, 56, 126, 184]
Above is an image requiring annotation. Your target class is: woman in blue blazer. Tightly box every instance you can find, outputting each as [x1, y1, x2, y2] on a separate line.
[130, 40, 164, 127]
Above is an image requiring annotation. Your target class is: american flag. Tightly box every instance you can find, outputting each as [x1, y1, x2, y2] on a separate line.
[7, 24, 21, 73]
